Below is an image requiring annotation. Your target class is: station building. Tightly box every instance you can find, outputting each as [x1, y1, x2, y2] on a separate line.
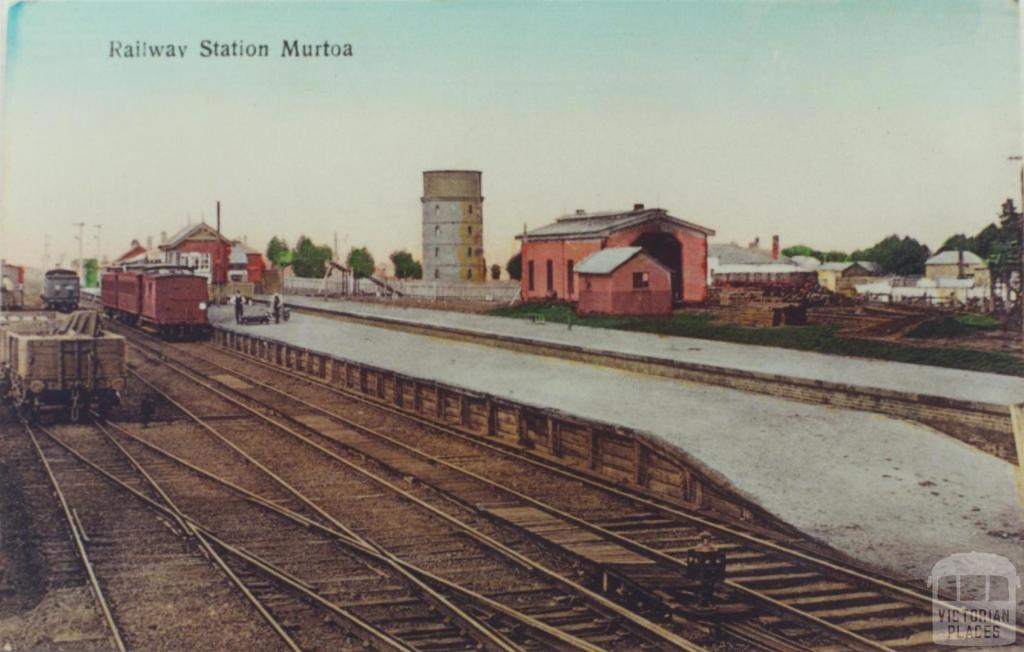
[516, 205, 715, 305]
[159, 222, 233, 285]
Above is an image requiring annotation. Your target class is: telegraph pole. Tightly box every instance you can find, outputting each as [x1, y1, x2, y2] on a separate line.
[72, 222, 86, 280]
[1011, 156, 1024, 343]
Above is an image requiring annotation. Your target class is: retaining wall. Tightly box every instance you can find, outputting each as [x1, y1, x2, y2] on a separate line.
[212, 327, 801, 536]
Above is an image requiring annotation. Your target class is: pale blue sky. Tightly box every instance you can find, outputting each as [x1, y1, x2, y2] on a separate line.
[2, 1, 1021, 269]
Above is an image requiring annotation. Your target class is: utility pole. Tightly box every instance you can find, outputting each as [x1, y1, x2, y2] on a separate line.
[71, 222, 86, 280]
[334, 231, 339, 262]
[93, 223, 103, 261]
[1011, 156, 1024, 344]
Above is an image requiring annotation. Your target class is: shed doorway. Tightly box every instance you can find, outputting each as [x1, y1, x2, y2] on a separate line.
[632, 232, 682, 301]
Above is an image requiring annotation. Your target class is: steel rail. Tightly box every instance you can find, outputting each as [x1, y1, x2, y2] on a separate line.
[96, 416, 611, 652]
[84, 418, 305, 652]
[20, 420, 128, 652]
[165, 355, 894, 651]
[175, 333, 1008, 648]
[165, 338, 914, 651]
[124, 352, 702, 652]
[36, 421, 424, 652]
[202, 337, 985, 618]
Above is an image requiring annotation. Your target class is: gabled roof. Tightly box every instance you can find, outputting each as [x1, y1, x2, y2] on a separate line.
[160, 222, 232, 249]
[575, 247, 644, 275]
[114, 242, 148, 264]
[517, 207, 714, 241]
[708, 243, 794, 265]
[926, 250, 985, 266]
[818, 262, 855, 271]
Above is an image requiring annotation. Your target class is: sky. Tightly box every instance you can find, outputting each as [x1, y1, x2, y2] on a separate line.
[1, 0, 1021, 271]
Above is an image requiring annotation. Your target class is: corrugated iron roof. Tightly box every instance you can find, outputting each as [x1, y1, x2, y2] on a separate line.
[575, 247, 643, 274]
[517, 208, 714, 241]
[708, 243, 794, 265]
[926, 250, 985, 266]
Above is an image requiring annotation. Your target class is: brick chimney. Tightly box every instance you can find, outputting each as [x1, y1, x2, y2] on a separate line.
[772, 235, 780, 260]
[633, 203, 645, 211]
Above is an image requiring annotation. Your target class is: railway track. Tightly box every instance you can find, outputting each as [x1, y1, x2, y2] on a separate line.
[17, 419, 296, 651]
[122, 326, 1020, 652]
[118, 330, 706, 650]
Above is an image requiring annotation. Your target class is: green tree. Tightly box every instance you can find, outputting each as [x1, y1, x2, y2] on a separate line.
[291, 236, 333, 278]
[347, 246, 376, 279]
[83, 258, 99, 288]
[389, 250, 423, 279]
[851, 235, 930, 275]
[506, 253, 522, 281]
[266, 236, 292, 267]
[781, 245, 817, 258]
[939, 233, 978, 255]
[821, 250, 850, 262]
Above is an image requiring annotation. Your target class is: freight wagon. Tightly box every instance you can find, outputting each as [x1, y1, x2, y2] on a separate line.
[42, 268, 81, 312]
[1, 262, 25, 311]
[101, 265, 211, 339]
[0, 311, 126, 421]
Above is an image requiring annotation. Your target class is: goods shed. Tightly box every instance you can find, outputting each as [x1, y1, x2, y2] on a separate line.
[576, 247, 673, 316]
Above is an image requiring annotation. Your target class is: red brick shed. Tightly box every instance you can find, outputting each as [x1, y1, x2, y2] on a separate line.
[516, 205, 714, 305]
[576, 247, 673, 316]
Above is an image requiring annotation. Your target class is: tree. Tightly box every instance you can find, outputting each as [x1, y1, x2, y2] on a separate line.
[389, 250, 423, 279]
[506, 253, 522, 281]
[83, 258, 99, 288]
[850, 235, 930, 275]
[347, 246, 375, 279]
[490, 264, 501, 280]
[266, 236, 292, 267]
[939, 233, 978, 255]
[781, 245, 817, 258]
[291, 236, 333, 278]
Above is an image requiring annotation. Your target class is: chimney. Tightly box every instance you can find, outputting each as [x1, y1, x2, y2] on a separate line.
[216, 200, 221, 235]
[771, 235, 780, 260]
[633, 203, 644, 211]
[957, 248, 965, 279]
[749, 237, 760, 250]
[160, 231, 167, 244]
[575, 209, 586, 216]
[146, 236, 153, 250]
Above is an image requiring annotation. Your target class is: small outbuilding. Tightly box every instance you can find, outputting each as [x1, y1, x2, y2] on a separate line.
[575, 247, 672, 316]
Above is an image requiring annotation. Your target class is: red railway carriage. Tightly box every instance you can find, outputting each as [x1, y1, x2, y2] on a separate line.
[101, 266, 210, 339]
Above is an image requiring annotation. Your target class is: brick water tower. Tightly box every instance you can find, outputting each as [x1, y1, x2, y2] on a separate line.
[422, 170, 485, 282]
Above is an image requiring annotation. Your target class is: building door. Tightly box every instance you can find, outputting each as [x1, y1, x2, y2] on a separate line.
[632, 232, 682, 302]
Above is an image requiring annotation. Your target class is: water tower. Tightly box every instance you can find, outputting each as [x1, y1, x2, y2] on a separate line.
[422, 170, 484, 282]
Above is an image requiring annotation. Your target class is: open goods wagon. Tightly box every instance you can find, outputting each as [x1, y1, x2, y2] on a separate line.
[0, 311, 126, 421]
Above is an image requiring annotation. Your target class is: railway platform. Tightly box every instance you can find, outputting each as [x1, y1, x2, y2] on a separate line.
[210, 305, 1024, 592]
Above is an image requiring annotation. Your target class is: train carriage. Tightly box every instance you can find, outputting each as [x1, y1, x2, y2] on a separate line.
[42, 268, 81, 312]
[101, 265, 210, 339]
[0, 311, 126, 421]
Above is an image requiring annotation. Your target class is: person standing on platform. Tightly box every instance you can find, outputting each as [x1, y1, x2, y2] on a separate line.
[233, 290, 243, 323]
[272, 292, 283, 324]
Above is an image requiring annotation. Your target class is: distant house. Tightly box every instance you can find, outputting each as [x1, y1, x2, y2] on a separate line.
[854, 276, 990, 305]
[576, 247, 672, 316]
[924, 250, 989, 287]
[516, 205, 714, 305]
[112, 240, 148, 267]
[707, 241, 816, 288]
[228, 241, 267, 284]
[159, 223, 232, 285]
[816, 262, 879, 294]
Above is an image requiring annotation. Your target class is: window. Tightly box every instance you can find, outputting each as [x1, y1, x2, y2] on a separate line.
[546, 260, 554, 292]
[435, 205, 440, 215]
[467, 269, 472, 280]
[468, 205, 473, 215]
[567, 260, 574, 295]
[585, 279, 592, 291]
[468, 225, 473, 235]
[467, 247, 472, 257]
[434, 225, 440, 236]
[434, 269, 439, 279]
[633, 271, 650, 289]
[435, 247, 439, 257]
[528, 261, 535, 291]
